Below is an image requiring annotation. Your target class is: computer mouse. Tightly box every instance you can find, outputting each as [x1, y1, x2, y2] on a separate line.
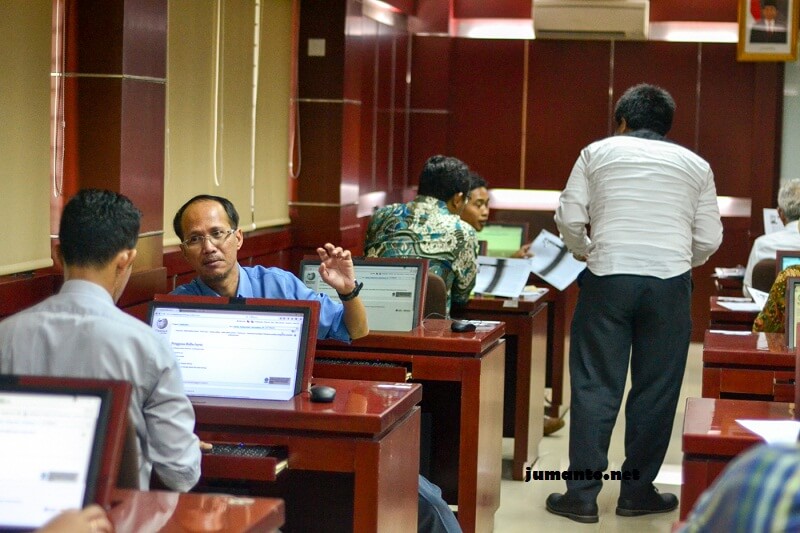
[309, 384, 337, 403]
[450, 320, 477, 333]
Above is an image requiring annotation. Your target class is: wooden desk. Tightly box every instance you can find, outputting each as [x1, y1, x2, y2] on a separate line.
[712, 275, 744, 296]
[708, 296, 758, 331]
[192, 379, 421, 533]
[109, 489, 284, 532]
[702, 330, 795, 402]
[451, 296, 548, 481]
[541, 284, 570, 419]
[681, 397, 792, 519]
[313, 321, 506, 533]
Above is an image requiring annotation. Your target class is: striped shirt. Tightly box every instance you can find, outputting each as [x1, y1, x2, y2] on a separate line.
[680, 443, 800, 532]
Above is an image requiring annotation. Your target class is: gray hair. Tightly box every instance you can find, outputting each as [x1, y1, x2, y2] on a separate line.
[778, 179, 800, 221]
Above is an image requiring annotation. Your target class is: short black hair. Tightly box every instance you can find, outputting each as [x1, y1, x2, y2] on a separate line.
[59, 189, 141, 267]
[614, 84, 675, 137]
[417, 155, 471, 202]
[468, 171, 488, 192]
[172, 194, 240, 241]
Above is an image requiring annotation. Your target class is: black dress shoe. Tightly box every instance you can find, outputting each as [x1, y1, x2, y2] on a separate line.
[546, 492, 599, 523]
[616, 488, 678, 517]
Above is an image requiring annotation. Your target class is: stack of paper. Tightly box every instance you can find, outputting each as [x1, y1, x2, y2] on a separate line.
[714, 266, 745, 278]
[528, 230, 586, 291]
[473, 256, 532, 298]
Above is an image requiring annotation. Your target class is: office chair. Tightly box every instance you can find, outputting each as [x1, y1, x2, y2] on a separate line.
[752, 258, 778, 293]
[423, 272, 447, 318]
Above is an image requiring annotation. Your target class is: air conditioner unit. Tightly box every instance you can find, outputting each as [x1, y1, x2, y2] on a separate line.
[533, 0, 650, 41]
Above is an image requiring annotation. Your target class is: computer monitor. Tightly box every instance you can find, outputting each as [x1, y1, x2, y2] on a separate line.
[0, 376, 131, 531]
[776, 249, 800, 275]
[147, 297, 319, 401]
[299, 257, 428, 332]
[480, 222, 529, 258]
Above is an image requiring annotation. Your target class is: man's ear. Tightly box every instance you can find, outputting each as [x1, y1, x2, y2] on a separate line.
[234, 228, 244, 250]
[447, 192, 466, 214]
[53, 244, 65, 269]
[615, 118, 628, 134]
[116, 248, 137, 271]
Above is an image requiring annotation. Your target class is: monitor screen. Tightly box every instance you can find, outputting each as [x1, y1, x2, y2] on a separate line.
[300, 258, 425, 331]
[0, 388, 107, 530]
[480, 223, 527, 258]
[148, 301, 312, 401]
[780, 252, 800, 271]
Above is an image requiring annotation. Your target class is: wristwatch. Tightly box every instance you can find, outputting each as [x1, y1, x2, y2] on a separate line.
[338, 280, 363, 301]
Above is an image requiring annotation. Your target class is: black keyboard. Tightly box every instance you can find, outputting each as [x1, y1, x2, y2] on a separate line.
[315, 357, 401, 368]
[208, 444, 275, 458]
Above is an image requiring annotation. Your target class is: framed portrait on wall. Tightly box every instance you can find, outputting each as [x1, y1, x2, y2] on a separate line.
[784, 277, 800, 348]
[738, 0, 799, 61]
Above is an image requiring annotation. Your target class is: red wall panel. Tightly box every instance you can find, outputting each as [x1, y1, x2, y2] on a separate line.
[455, 0, 532, 19]
[448, 38, 525, 188]
[614, 41, 699, 150]
[649, 0, 738, 22]
[526, 40, 611, 190]
[697, 44, 758, 198]
[411, 36, 452, 109]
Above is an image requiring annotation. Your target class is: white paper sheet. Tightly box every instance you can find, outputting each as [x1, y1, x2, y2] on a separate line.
[708, 330, 754, 335]
[716, 301, 762, 312]
[764, 208, 784, 235]
[736, 419, 800, 445]
[473, 256, 532, 298]
[528, 230, 586, 291]
[715, 266, 745, 278]
[749, 288, 769, 310]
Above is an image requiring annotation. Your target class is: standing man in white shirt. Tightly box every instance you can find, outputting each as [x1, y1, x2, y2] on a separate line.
[0, 189, 202, 492]
[547, 84, 723, 523]
[743, 178, 800, 296]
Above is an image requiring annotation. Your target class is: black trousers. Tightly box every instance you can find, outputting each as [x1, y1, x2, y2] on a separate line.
[566, 269, 692, 502]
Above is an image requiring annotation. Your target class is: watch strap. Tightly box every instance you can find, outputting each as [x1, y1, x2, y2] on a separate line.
[338, 280, 363, 301]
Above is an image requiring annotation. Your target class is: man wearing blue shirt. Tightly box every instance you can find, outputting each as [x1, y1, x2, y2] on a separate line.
[171, 194, 368, 340]
[171, 194, 461, 532]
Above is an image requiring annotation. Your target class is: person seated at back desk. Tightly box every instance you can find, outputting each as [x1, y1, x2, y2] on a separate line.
[752, 264, 800, 332]
[460, 172, 532, 258]
[459, 172, 565, 437]
[0, 189, 202, 492]
[171, 194, 461, 533]
[743, 178, 800, 297]
[364, 154, 479, 314]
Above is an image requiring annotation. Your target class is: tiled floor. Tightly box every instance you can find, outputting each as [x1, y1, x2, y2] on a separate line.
[491, 341, 703, 532]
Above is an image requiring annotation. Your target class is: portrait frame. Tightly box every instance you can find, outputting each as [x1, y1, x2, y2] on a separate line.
[738, 0, 799, 61]
[784, 276, 800, 349]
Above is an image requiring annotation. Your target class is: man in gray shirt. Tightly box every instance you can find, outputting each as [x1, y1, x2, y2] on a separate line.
[0, 189, 201, 492]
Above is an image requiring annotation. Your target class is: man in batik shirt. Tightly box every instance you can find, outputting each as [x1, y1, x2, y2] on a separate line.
[365, 155, 479, 313]
[753, 264, 800, 332]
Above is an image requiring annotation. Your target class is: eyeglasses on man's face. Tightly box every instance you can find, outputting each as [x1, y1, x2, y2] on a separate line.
[181, 228, 236, 249]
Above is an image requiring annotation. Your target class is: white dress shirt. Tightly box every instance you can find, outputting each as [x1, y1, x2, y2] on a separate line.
[0, 280, 201, 491]
[743, 220, 800, 294]
[555, 135, 723, 278]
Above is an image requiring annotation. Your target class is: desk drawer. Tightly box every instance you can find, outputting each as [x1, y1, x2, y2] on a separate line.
[719, 369, 776, 396]
[718, 369, 795, 400]
[774, 371, 795, 402]
[201, 445, 288, 482]
[313, 358, 410, 382]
